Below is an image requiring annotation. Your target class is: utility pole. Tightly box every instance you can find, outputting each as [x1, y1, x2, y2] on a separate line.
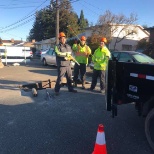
[56, 0, 59, 44]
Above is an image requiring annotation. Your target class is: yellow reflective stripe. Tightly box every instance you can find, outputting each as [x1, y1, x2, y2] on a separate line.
[55, 46, 70, 57]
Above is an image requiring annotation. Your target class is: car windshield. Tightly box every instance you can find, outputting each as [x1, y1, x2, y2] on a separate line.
[133, 53, 154, 63]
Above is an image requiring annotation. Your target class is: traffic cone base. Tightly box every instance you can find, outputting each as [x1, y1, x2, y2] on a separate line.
[92, 124, 107, 154]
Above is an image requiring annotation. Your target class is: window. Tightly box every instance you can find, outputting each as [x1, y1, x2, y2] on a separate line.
[133, 54, 154, 63]
[118, 53, 133, 62]
[0, 49, 5, 53]
[112, 52, 119, 58]
[122, 44, 132, 51]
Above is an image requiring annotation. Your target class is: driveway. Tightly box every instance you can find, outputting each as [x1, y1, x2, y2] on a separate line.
[0, 60, 153, 154]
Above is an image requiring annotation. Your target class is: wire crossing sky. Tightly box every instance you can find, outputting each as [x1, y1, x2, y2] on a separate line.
[0, 0, 154, 41]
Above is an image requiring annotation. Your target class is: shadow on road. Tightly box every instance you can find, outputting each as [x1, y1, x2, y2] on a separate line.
[0, 88, 105, 154]
[0, 85, 153, 154]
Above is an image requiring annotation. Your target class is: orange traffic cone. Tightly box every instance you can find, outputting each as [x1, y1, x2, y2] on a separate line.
[92, 124, 107, 154]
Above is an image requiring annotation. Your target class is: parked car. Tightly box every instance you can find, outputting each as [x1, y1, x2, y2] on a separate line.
[112, 51, 154, 63]
[41, 48, 75, 68]
[0, 46, 33, 59]
[40, 49, 49, 55]
[135, 49, 144, 53]
[89, 51, 154, 70]
[35, 50, 42, 57]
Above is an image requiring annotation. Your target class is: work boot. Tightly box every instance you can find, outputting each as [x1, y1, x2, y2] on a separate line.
[81, 84, 85, 89]
[87, 88, 93, 91]
[73, 82, 77, 87]
[68, 89, 77, 93]
[100, 89, 105, 94]
[55, 91, 59, 96]
[81, 81, 85, 89]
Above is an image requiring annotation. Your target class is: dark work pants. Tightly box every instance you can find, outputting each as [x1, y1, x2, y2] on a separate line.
[55, 66, 73, 92]
[73, 63, 86, 84]
[90, 69, 105, 90]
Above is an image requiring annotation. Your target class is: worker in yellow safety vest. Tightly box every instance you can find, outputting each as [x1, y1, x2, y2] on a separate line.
[72, 36, 91, 89]
[88, 37, 111, 94]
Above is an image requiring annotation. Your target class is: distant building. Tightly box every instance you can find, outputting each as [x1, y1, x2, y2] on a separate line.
[0, 38, 35, 48]
[34, 38, 55, 51]
[34, 24, 150, 51]
[79, 24, 149, 51]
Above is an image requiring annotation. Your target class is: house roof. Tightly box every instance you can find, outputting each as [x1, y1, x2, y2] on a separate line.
[2, 40, 22, 44]
[0, 39, 35, 47]
[85, 24, 150, 36]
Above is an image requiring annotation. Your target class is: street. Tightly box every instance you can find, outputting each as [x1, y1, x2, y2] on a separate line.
[0, 59, 153, 154]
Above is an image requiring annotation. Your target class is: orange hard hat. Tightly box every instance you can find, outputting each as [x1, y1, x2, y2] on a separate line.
[80, 36, 86, 41]
[101, 37, 107, 43]
[59, 32, 66, 39]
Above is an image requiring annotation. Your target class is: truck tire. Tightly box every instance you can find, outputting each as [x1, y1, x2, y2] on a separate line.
[145, 108, 154, 152]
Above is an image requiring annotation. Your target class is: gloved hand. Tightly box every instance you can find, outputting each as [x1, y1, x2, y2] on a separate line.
[94, 58, 101, 62]
[65, 54, 73, 61]
[65, 57, 71, 61]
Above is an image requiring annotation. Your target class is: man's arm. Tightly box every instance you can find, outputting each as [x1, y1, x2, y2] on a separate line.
[72, 43, 78, 52]
[55, 45, 68, 57]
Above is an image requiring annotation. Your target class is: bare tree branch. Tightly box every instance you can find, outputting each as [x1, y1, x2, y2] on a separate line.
[89, 10, 138, 50]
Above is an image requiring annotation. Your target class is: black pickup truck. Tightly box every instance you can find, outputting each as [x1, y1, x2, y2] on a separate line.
[106, 59, 154, 152]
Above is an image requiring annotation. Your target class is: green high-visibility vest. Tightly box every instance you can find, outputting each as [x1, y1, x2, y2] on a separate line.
[92, 46, 111, 70]
[72, 44, 91, 64]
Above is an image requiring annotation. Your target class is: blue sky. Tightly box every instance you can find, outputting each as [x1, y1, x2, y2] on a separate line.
[0, 0, 154, 41]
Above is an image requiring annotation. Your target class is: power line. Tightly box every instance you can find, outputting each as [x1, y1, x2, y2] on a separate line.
[0, 0, 81, 38]
[0, 6, 41, 9]
[0, 0, 49, 31]
[0, 17, 35, 33]
[80, 1, 100, 16]
[0, 1, 46, 6]
[83, 0, 104, 12]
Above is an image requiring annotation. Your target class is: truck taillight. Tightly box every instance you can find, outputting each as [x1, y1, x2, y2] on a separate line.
[30, 52, 33, 55]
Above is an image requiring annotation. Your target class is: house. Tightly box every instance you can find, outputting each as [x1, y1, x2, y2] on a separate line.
[145, 27, 154, 44]
[79, 24, 149, 51]
[34, 24, 149, 52]
[0, 39, 23, 46]
[34, 38, 55, 51]
[0, 38, 35, 48]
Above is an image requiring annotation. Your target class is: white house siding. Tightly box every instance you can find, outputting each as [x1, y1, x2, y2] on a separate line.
[35, 38, 55, 51]
[109, 38, 138, 51]
[35, 25, 149, 51]
[82, 25, 149, 51]
[109, 25, 149, 51]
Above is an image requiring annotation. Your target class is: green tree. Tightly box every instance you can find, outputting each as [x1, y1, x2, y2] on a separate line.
[28, 0, 81, 41]
[28, 7, 56, 41]
[78, 10, 89, 31]
[136, 38, 148, 50]
[0, 38, 3, 46]
[58, 0, 80, 38]
[89, 10, 138, 50]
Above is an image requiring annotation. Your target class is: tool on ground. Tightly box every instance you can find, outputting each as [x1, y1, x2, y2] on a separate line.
[46, 90, 51, 100]
[92, 124, 107, 154]
[32, 88, 37, 97]
[46, 89, 55, 100]
[20, 79, 52, 90]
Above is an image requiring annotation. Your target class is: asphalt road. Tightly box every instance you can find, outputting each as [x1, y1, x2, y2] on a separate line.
[0, 59, 153, 154]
